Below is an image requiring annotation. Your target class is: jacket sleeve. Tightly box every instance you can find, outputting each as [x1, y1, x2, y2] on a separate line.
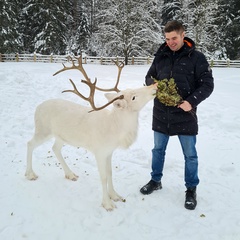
[186, 53, 214, 107]
[145, 60, 157, 86]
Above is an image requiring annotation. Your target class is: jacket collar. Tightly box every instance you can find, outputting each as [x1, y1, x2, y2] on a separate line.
[155, 37, 195, 56]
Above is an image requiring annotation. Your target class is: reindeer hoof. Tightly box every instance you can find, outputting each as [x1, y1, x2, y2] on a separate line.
[110, 192, 125, 202]
[102, 201, 117, 211]
[25, 171, 38, 180]
[65, 172, 79, 181]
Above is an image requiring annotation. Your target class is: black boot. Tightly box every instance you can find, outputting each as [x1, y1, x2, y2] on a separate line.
[185, 187, 197, 210]
[140, 180, 162, 195]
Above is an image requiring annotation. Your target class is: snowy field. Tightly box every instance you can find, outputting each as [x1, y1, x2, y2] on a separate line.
[0, 62, 239, 240]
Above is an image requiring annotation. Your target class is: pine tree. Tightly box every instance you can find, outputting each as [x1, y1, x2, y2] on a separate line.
[161, 0, 183, 25]
[21, 0, 70, 54]
[222, 0, 240, 59]
[0, 0, 21, 53]
[18, 0, 35, 53]
[66, 0, 91, 55]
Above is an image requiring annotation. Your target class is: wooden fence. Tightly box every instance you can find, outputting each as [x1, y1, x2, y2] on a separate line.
[0, 53, 152, 65]
[1, 53, 240, 67]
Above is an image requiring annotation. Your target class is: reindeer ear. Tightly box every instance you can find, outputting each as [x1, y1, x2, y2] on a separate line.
[105, 92, 127, 109]
[105, 93, 118, 102]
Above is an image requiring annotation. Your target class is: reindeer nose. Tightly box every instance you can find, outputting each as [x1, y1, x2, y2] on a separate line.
[149, 84, 157, 94]
[150, 83, 158, 92]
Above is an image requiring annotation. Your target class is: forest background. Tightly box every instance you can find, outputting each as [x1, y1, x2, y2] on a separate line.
[1, 0, 240, 64]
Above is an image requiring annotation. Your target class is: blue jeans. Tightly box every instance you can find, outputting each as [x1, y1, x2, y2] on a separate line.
[151, 131, 199, 188]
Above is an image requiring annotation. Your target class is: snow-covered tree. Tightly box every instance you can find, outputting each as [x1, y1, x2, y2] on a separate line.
[89, 0, 163, 64]
[159, 0, 225, 59]
[18, 0, 35, 53]
[1, 0, 239, 60]
[161, 0, 183, 25]
[180, 0, 222, 59]
[0, 0, 21, 53]
[219, 0, 240, 59]
[20, 0, 70, 54]
[65, 0, 91, 55]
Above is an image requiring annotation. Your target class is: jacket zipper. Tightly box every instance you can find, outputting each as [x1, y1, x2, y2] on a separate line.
[167, 108, 170, 135]
[167, 52, 177, 134]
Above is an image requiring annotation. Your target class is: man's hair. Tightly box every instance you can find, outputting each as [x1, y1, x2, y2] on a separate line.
[164, 20, 185, 33]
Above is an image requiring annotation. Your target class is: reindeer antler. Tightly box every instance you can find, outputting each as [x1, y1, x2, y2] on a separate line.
[53, 55, 124, 111]
[62, 79, 124, 112]
[111, 59, 124, 93]
[53, 56, 90, 81]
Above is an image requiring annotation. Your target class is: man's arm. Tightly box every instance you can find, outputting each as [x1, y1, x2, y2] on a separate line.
[145, 61, 157, 86]
[186, 53, 214, 108]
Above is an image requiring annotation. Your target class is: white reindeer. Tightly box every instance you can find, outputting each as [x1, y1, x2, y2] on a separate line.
[25, 57, 157, 210]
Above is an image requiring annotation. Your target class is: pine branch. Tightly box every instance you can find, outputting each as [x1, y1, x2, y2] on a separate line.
[153, 77, 197, 120]
[153, 77, 183, 106]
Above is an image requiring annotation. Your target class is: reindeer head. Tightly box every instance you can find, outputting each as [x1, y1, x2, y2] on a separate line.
[105, 84, 157, 112]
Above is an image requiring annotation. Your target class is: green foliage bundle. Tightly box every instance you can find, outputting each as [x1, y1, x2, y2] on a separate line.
[153, 78, 183, 107]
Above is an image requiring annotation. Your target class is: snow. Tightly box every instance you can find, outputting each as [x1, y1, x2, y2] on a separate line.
[0, 62, 239, 240]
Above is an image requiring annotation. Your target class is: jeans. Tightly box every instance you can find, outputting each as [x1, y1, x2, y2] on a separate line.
[151, 131, 199, 188]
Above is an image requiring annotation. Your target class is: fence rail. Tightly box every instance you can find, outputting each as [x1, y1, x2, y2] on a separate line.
[0, 53, 152, 65]
[1, 53, 240, 67]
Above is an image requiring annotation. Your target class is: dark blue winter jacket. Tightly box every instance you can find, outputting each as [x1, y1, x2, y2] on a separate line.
[146, 37, 214, 135]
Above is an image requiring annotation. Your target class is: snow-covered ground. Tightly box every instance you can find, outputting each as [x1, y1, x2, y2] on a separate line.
[0, 62, 239, 240]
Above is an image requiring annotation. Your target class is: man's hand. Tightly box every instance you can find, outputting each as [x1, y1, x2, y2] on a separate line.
[178, 101, 192, 112]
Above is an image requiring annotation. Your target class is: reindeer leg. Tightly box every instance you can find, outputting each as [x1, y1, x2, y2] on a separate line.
[25, 138, 39, 180]
[96, 153, 116, 211]
[25, 130, 52, 180]
[52, 139, 78, 181]
[106, 155, 124, 202]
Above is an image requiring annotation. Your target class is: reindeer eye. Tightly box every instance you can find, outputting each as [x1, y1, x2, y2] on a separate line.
[132, 96, 136, 101]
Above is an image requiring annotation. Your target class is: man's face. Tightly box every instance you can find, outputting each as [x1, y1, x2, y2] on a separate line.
[165, 31, 185, 52]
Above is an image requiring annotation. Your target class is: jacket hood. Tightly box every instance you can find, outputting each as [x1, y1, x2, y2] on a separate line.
[155, 37, 195, 56]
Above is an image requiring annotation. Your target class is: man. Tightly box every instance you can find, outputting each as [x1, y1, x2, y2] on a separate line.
[140, 20, 214, 210]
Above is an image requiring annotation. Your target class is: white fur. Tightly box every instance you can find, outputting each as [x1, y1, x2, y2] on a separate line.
[25, 84, 157, 210]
